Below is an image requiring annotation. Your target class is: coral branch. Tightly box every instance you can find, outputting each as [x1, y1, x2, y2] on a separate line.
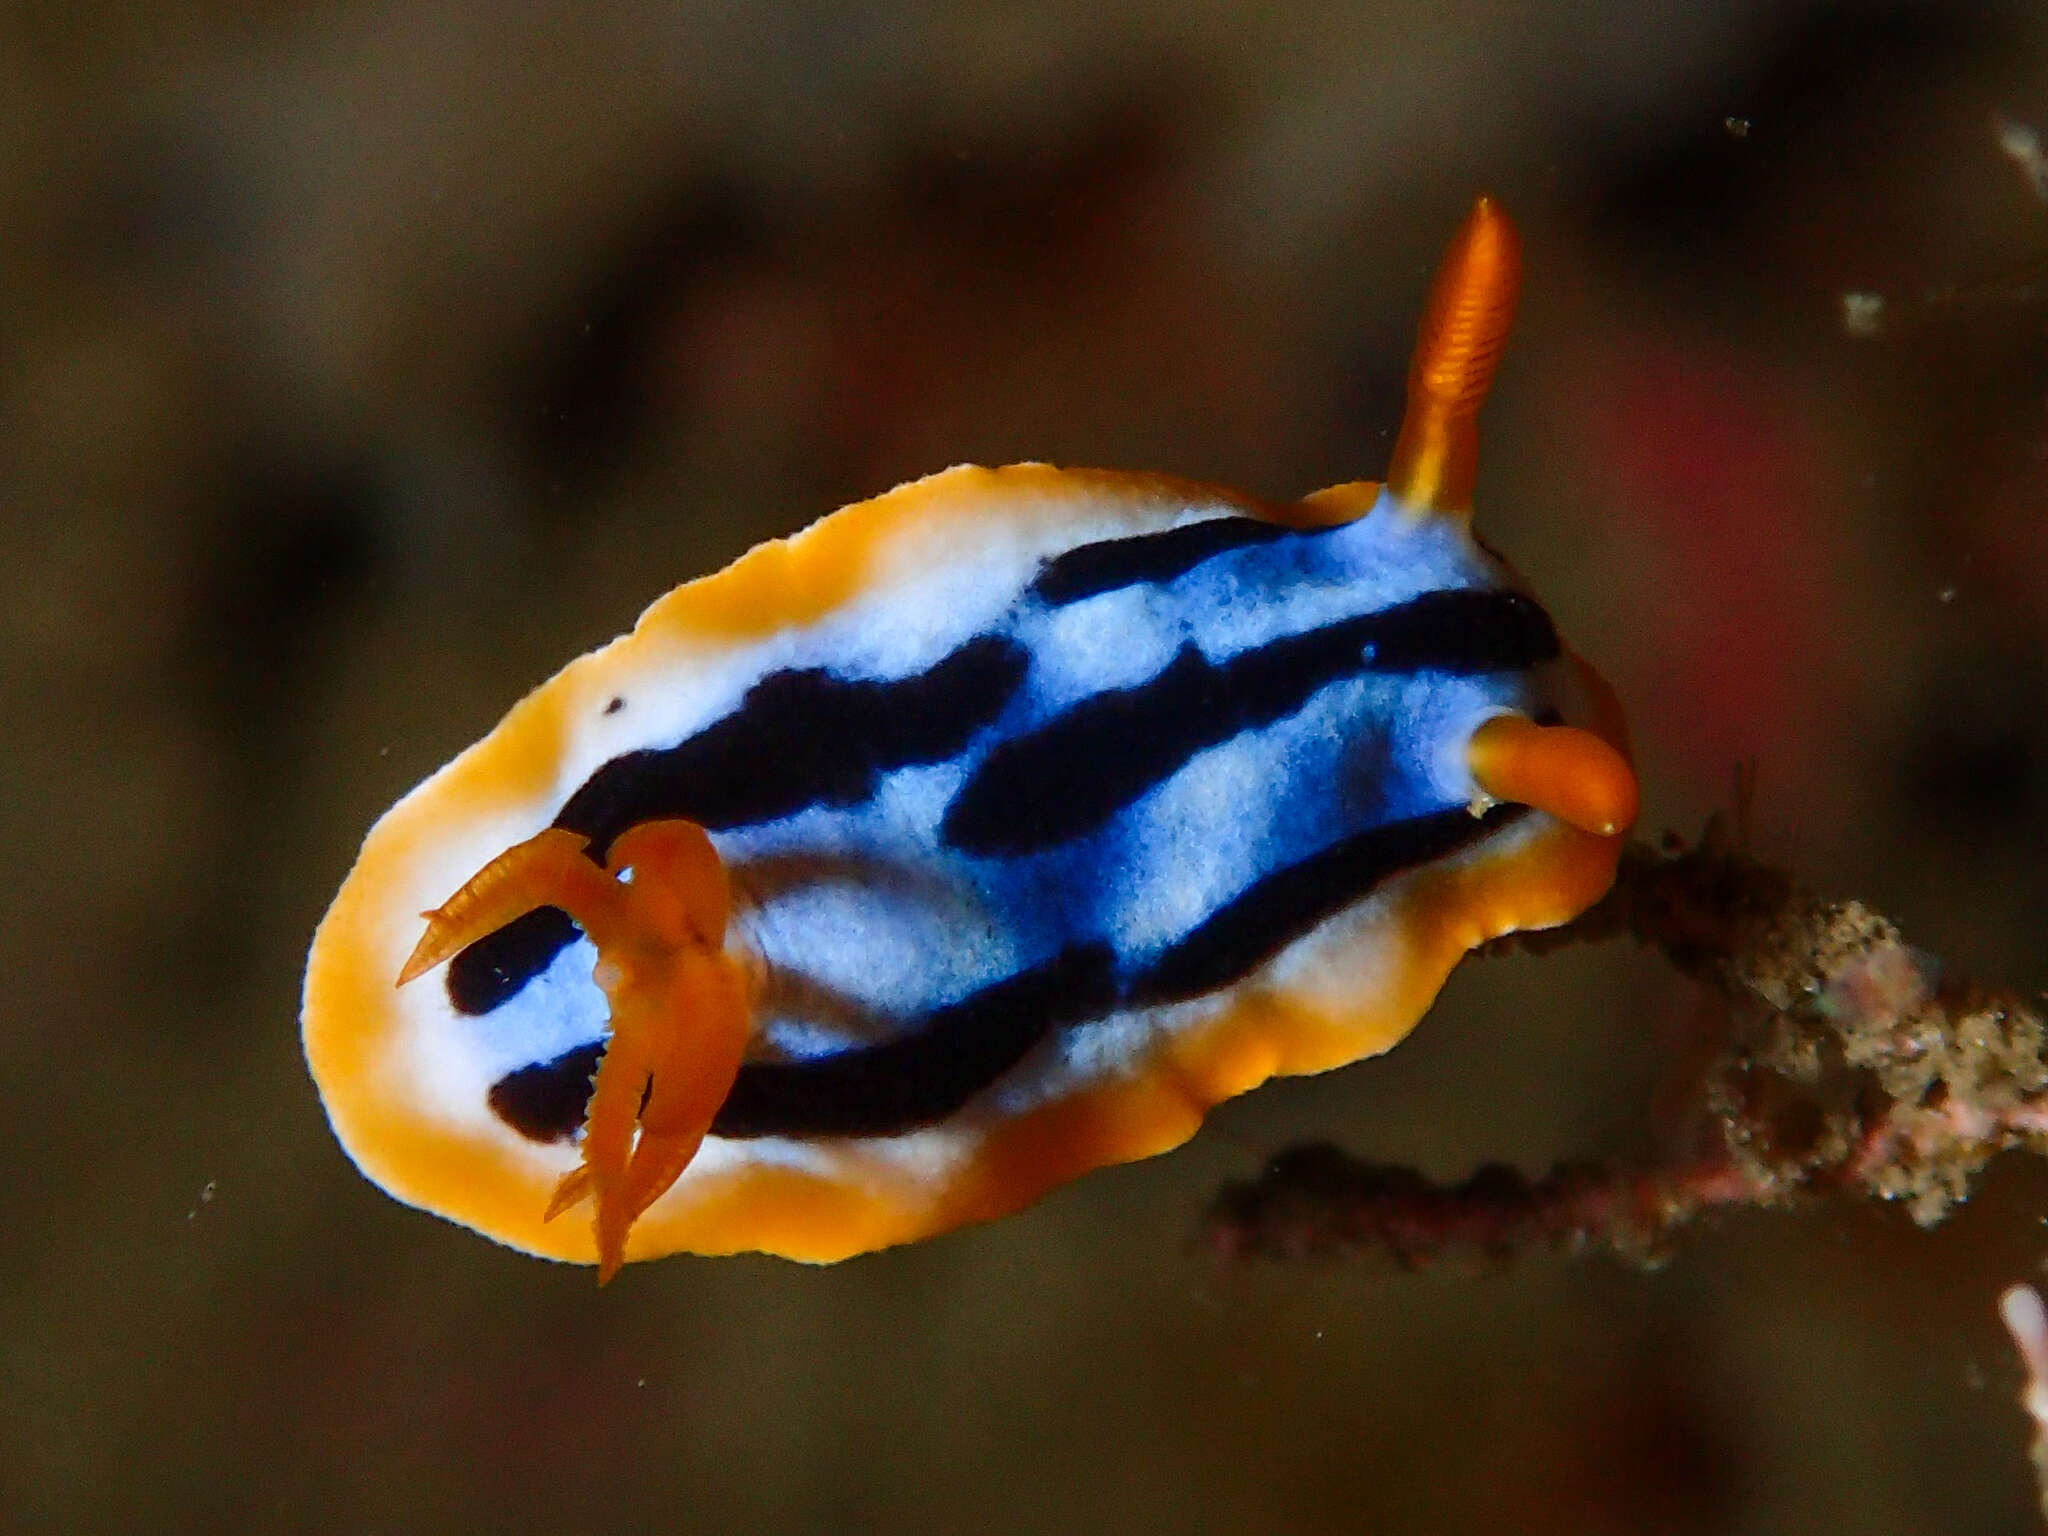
[1201, 1144, 1771, 1266]
[1202, 814, 2048, 1264]
[2000, 1284, 2048, 1527]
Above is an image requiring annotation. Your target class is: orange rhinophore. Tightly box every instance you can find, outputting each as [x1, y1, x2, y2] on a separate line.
[1387, 196, 1522, 517]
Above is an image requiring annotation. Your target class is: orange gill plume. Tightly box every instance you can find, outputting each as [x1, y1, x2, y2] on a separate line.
[401, 819, 749, 1282]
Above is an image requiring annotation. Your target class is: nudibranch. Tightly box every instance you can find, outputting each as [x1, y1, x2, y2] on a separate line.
[303, 198, 1636, 1279]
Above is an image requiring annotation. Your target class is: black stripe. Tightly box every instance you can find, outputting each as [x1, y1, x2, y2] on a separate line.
[447, 907, 582, 1016]
[447, 634, 1029, 1015]
[1347, 587, 1559, 673]
[485, 802, 1535, 1145]
[1029, 516, 1297, 605]
[941, 588, 1557, 857]
[487, 1040, 602, 1143]
[485, 945, 1118, 1144]
[710, 944, 1117, 1138]
[489, 809, 1525, 1144]
[1127, 802, 1526, 1007]
[557, 632, 1030, 851]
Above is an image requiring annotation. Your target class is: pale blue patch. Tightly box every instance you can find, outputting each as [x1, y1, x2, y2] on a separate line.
[1012, 585, 1188, 717]
[461, 934, 608, 1077]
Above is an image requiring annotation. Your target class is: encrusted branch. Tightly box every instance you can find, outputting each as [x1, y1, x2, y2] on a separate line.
[2003, 1286, 2048, 1524]
[1202, 811, 2048, 1265]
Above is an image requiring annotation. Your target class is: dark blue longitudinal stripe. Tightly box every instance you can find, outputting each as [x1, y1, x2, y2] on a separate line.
[484, 803, 1524, 1143]
[1127, 802, 1526, 1006]
[941, 588, 1557, 858]
[556, 633, 1029, 850]
[447, 634, 1029, 1016]
[486, 946, 1117, 1144]
[446, 906, 583, 1018]
[488, 1040, 603, 1143]
[710, 944, 1118, 1138]
[1029, 515, 1299, 605]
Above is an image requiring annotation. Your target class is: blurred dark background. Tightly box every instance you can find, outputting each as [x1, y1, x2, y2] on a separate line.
[6, 2, 2048, 1531]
